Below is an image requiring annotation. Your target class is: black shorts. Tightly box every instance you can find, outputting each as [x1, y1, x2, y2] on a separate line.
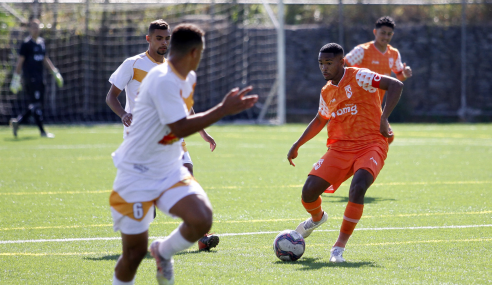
[24, 81, 45, 104]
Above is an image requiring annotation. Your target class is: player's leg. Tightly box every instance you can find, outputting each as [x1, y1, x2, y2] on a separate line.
[30, 84, 52, 137]
[114, 231, 148, 284]
[295, 175, 330, 238]
[150, 181, 213, 284]
[110, 186, 155, 284]
[296, 150, 352, 238]
[330, 147, 386, 262]
[181, 151, 220, 251]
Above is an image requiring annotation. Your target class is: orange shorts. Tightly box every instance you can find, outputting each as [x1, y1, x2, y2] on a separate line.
[309, 146, 387, 193]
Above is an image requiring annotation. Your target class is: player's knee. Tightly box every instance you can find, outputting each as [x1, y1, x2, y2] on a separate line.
[186, 206, 213, 235]
[302, 177, 326, 202]
[348, 182, 367, 203]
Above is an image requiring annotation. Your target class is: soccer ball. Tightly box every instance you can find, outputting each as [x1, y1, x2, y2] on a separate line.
[273, 230, 305, 261]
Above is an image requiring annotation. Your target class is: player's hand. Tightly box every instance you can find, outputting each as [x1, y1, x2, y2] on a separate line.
[287, 144, 299, 167]
[200, 131, 216, 152]
[380, 117, 393, 139]
[10, 73, 21, 94]
[221, 86, 258, 115]
[52, 69, 64, 88]
[402, 63, 412, 79]
[121, 113, 132, 127]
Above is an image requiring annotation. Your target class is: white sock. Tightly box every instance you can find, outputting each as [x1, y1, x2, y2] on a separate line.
[113, 273, 135, 285]
[158, 226, 194, 260]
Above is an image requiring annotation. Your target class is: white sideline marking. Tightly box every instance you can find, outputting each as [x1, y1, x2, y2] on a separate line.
[1, 224, 491, 244]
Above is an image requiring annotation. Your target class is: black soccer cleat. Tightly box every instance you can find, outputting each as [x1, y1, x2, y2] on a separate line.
[198, 233, 220, 251]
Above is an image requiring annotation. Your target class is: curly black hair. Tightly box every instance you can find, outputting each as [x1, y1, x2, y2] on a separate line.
[375, 16, 395, 30]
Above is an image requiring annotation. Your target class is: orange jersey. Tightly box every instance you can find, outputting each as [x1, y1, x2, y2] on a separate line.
[345, 41, 404, 76]
[345, 42, 404, 102]
[318, 67, 388, 152]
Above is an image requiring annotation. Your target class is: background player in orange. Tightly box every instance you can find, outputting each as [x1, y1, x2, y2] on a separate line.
[287, 43, 403, 262]
[345, 16, 412, 145]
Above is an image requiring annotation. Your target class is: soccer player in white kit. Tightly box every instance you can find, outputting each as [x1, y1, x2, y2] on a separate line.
[106, 19, 216, 175]
[110, 24, 258, 285]
[106, 20, 219, 252]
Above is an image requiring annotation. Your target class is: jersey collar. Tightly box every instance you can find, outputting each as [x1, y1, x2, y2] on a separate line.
[145, 51, 165, 64]
[371, 41, 388, 55]
[330, 68, 346, 87]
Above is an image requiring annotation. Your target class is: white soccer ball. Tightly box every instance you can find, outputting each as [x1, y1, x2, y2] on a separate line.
[273, 230, 305, 261]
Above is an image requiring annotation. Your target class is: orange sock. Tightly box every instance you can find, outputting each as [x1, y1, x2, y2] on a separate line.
[340, 201, 364, 235]
[301, 196, 323, 222]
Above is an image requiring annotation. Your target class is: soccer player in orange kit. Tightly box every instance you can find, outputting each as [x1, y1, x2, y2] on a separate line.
[344, 16, 412, 146]
[287, 43, 403, 262]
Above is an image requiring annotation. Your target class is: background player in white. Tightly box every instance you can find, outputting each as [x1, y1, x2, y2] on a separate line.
[106, 20, 219, 251]
[106, 19, 216, 173]
[110, 23, 258, 285]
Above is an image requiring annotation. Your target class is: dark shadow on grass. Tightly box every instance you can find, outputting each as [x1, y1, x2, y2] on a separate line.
[321, 195, 395, 204]
[3, 136, 38, 142]
[274, 257, 379, 270]
[85, 250, 217, 261]
[175, 249, 218, 256]
[85, 252, 153, 261]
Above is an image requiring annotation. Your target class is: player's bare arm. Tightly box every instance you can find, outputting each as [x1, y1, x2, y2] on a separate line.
[377, 75, 403, 137]
[190, 107, 216, 152]
[105, 84, 132, 127]
[168, 86, 258, 138]
[287, 113, 329, 167]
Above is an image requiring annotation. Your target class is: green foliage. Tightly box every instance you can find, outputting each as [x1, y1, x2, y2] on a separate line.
[0, 124, 491, 284]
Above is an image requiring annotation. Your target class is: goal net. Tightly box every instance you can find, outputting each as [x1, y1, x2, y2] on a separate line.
[0, 1, 279, 125]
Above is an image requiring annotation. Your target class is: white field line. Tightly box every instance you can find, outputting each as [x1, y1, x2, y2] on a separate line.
[1, 224, 491, 244]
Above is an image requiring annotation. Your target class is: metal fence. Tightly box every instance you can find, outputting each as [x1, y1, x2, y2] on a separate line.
[0, 0, 491, 124]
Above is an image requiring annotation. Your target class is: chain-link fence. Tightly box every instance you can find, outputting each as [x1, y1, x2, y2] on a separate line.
[0, 1, 491, 124]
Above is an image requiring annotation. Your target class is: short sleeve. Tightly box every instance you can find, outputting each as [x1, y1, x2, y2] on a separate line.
[152, 79, 188, 125]
[345, 46, 364, 66]
[355, 69, 382, 93]
[318, 94, 330, 120]
[392, 51, 404, 73]
[109, 59, 134, 90]
[19, 42, 28, 57]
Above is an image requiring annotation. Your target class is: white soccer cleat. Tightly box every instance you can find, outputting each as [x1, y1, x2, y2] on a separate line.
[295, 211, 328, 239]
[150, 240, 175, 285]
[329, 246, 346, 263]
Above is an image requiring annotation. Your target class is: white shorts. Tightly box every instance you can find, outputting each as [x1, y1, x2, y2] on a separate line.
[110, 166, 208, 235]
[182, 151, 193, 165]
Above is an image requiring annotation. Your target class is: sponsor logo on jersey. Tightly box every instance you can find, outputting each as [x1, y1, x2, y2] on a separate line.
[34, 54, 44, 61]
[389, 58, 394, 68]
[372, 60, 379, 64]
[331, 104, 357, 118]
[344, 85, 353, 99]
[330, 104, 358, 119]
[313, 159, 324, 170]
